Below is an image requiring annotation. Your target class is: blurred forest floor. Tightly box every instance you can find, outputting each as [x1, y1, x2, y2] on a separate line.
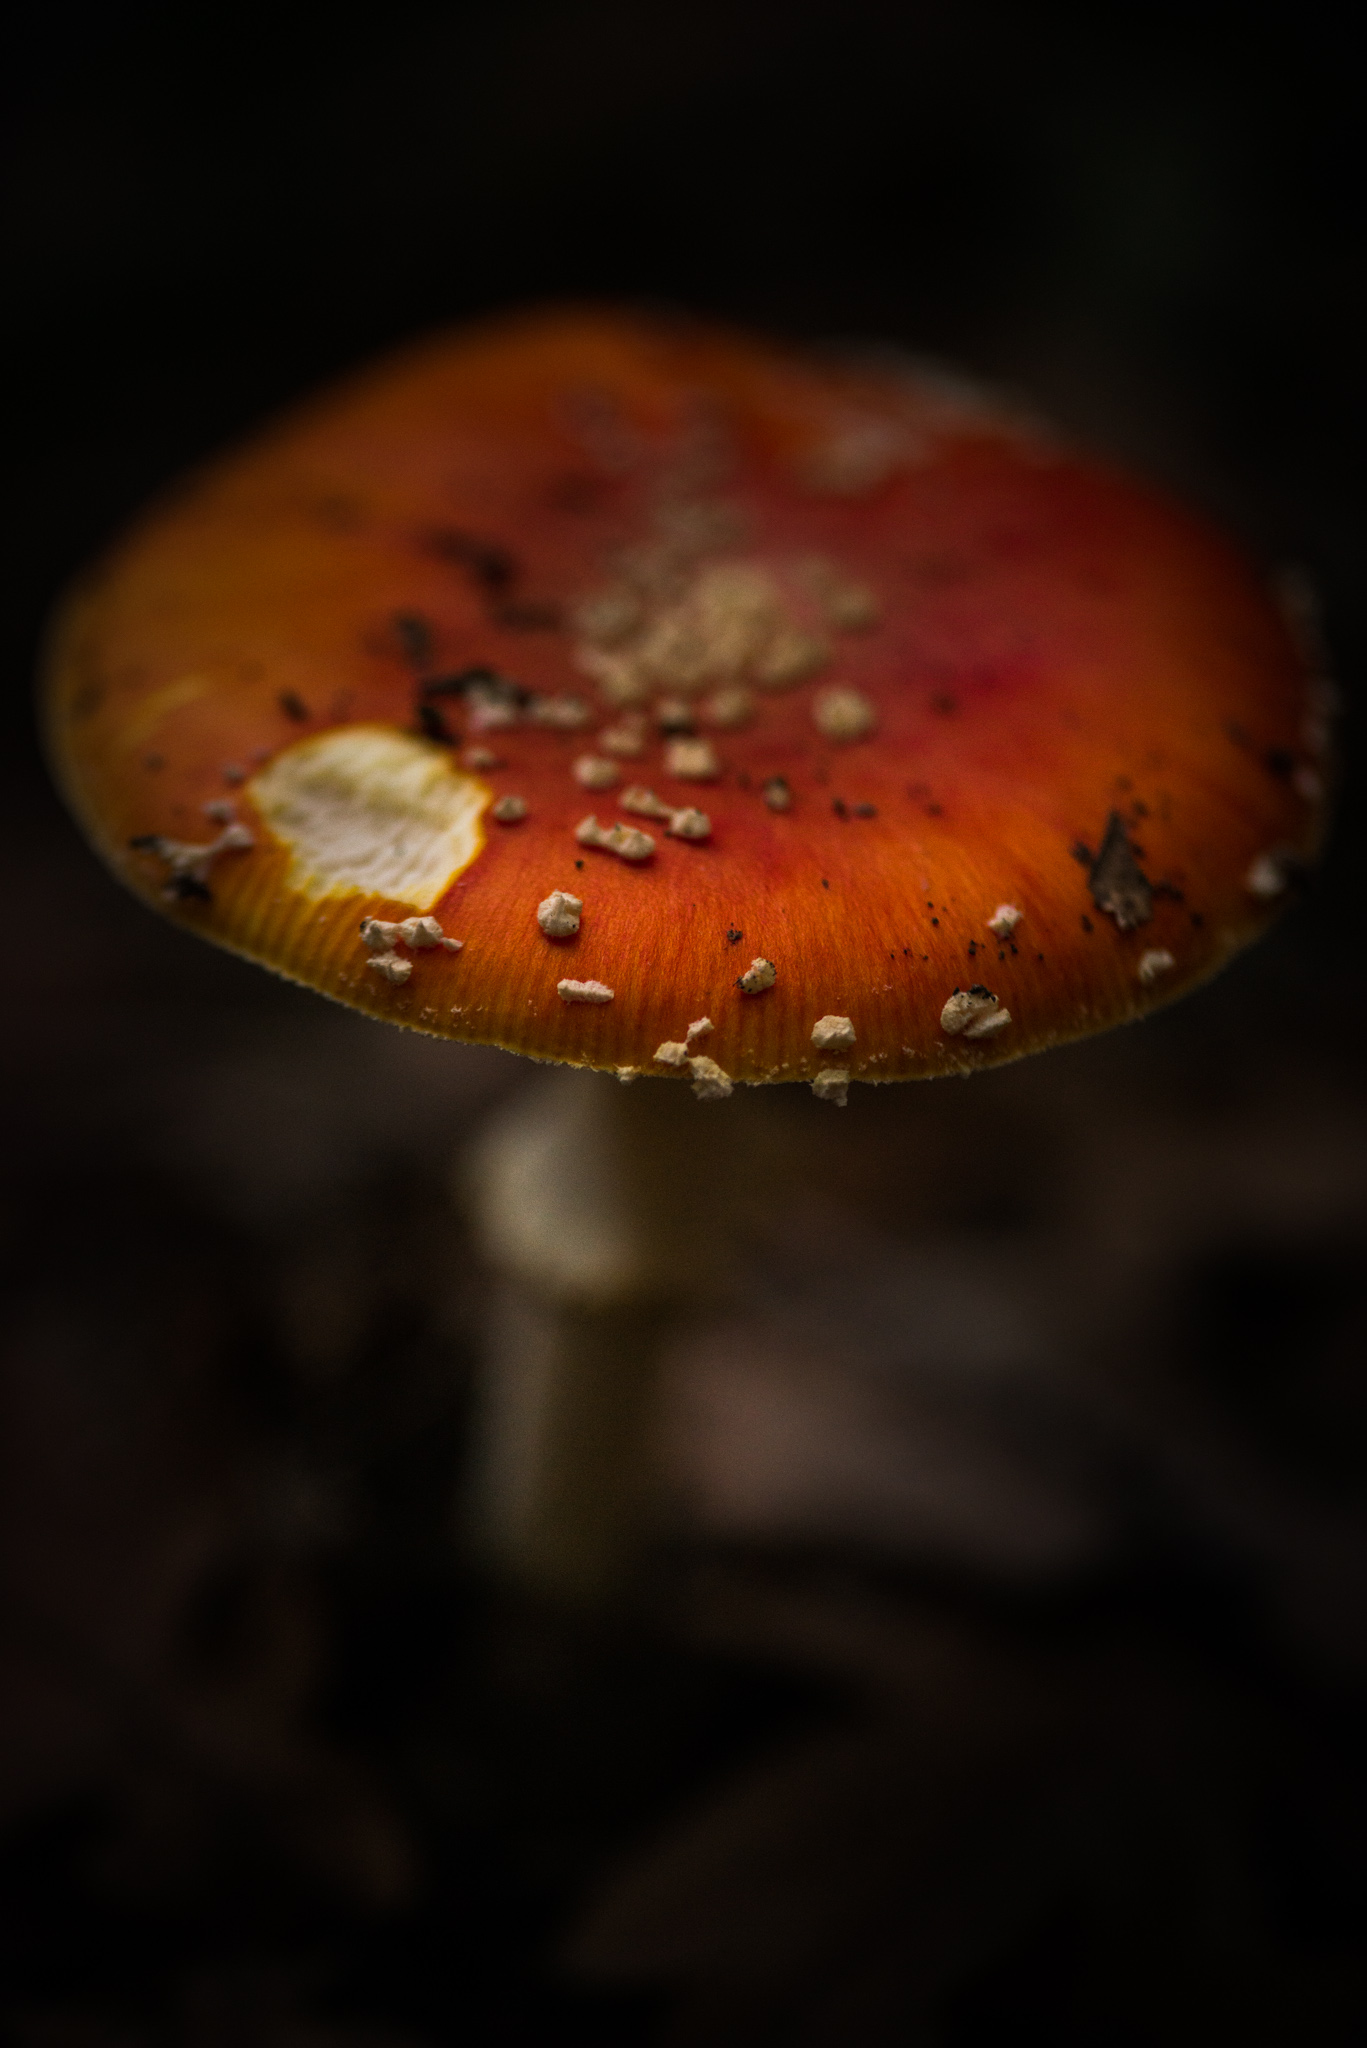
[4, 2, 1367, 2041]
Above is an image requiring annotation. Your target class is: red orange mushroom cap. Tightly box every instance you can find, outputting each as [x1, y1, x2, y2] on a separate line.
[43, 308, 1329, 1089]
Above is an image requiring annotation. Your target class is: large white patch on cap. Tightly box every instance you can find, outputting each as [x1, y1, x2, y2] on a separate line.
[249, 724, 488, 906]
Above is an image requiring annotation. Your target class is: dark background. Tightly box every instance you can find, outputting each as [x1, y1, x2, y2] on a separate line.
[3, 4, 1367, 2042]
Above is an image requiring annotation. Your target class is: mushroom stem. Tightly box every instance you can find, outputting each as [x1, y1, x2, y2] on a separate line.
[463, 1067, 745, 1602]
[468, 1284, 676, 1601]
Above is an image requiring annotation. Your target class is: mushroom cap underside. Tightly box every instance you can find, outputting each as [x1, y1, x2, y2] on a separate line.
[43, 307, 1326, 1085]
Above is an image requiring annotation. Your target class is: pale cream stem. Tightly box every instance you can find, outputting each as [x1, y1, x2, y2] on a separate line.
[462, 1066, 754, 1602]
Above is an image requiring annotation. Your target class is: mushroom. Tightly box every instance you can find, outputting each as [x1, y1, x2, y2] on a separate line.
[43, 308, 1328, 1599]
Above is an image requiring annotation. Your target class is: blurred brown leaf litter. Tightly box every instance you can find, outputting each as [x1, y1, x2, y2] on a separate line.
[5, 0, 1367, 2040]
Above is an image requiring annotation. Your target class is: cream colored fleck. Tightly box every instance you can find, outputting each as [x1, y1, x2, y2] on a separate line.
[575, 645, 651, 708]
[130, 821, 255, 898]
[575, 815, 655, 862]
[558, 978, 614, 1004]
[668, 807, 710, 841]
[738, 957, 776, 994]
[572, 547, 855, 746]
[463, 745, 502, 771]
[616, 1067, 639, 1084]
[362, 913, 460, 954]
[1138, 949, 1175, 985]
[703, 686, 755, 730]
[694, 562, 783, 638]
[537, 890, 582, 938]
[653, 1040, 690, 1067]
[813, 687, 876, 743]
[636, 613, 713, 693]
[203, 821, 252, 862]
[617, 787, 711, 840]
[752, 626, 829, 690]
[468, 696, 518, 733]
[655, 697, 696, 734]
[492, 795, 528, 823]
[400, 915, 461, 950]
[664, 737, 721, 780]
[940, 988, 1011, 1038]
[619, 785, 672, 821]
[656, 564, 782, 690]
[811, 1067, 850, 1106]
[203, 798, 236, 824]
[987, 903, 1022, 938]
[1246, 850, 1291, 898]
[528, 694, 592, 731]
[598, 717, 647, 758]
[367, 952, 412, 986]
[762, 776, 792, 812]
[811, 1014, 855, 1051]
[685, 1017, 713, 1044]
[248, 726, 484, 905]
[605, 560, 790, 700]
[688, 1054, 733, 1101]
[573, 753, 621, 791]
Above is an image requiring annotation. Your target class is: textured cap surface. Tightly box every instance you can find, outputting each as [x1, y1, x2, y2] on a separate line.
[44, 309, 1327, 1085]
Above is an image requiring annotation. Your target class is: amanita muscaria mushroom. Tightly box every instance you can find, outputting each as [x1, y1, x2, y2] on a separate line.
[43, 309, 1331, 1594]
